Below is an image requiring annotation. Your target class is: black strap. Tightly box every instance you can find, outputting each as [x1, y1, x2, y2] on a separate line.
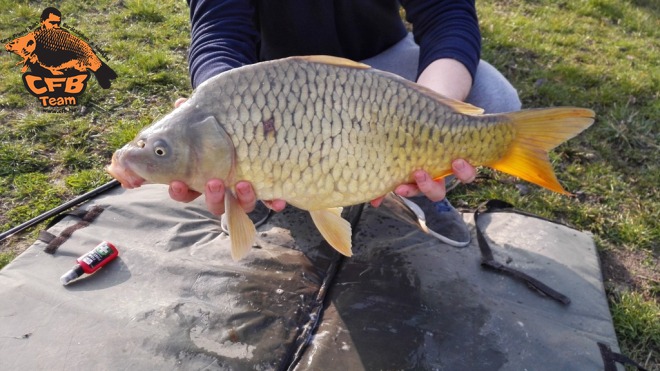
[40, 206, 105, 254]
[474, 200, 571, 305]
[284, 204, 365, 371]
[44, 207, 91, 230]
[598, 342, 648, 371]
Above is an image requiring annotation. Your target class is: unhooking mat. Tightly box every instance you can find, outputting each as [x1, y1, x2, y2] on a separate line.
[0, 184, 621, 370]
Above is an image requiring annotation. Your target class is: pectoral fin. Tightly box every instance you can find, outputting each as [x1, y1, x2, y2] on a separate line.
[309, 208, 353, 257]
[224, 191, 256, 260]
[381, 193, 429, 234]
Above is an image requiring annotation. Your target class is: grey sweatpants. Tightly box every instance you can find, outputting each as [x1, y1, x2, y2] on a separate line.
[362, 33, 522, 114]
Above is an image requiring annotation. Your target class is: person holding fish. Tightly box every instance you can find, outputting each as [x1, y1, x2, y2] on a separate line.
[168, 0, 522, 244]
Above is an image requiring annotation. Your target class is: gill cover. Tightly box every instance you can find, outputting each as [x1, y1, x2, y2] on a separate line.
[190, 116, 257, 261]
[184, 115, 236, 192]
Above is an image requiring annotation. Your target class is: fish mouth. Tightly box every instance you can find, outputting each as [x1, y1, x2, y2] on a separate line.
[106, 152, 145, 189]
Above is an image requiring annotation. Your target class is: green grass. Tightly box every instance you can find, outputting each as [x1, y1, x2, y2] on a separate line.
[0, 0, 189, 242]
[0, 252, 15, 269]
[0, 0, 657, 367]
[611, 291, 660, 366]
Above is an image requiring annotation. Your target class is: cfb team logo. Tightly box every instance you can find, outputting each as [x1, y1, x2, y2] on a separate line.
[3, 7, 117, 110]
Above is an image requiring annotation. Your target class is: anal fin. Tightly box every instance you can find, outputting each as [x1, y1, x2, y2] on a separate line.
[431, 169, 454, 182]
[225, 191, 256, 260]
[309, 208, 353, 257]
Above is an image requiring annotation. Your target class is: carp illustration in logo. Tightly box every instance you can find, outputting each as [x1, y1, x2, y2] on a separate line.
[4, 7, 117, 109]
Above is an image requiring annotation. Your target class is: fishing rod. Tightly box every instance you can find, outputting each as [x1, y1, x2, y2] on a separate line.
[0, 179, 120, 243]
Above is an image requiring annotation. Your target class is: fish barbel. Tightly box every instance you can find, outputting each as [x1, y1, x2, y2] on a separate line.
[107, 55, 595, 260]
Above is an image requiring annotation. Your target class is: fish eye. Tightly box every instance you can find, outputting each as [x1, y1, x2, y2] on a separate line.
[137, 140, 146, 148]
[151, 139, 169, 157]
[154, 147, 167, 156]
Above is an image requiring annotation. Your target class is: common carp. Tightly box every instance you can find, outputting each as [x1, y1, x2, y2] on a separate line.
[107, 55, 595, 260]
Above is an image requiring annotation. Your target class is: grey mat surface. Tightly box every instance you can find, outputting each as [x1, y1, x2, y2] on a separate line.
[0, 185, 620, 370]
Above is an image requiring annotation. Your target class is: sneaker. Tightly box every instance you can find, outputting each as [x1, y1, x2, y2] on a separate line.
[398, 196, 471, 247]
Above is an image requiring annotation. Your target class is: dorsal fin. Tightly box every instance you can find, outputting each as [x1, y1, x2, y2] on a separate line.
[295, 55, 483, 114]
[432, 95, 485, 115]
[397, 79, 486, 115]
[294, 55, 371, 69]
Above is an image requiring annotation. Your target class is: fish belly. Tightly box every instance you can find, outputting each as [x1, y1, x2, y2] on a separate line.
[202, 58, 514, 210]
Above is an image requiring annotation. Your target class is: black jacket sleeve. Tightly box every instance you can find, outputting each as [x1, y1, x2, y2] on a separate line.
[186, 0, 480, 87]
[187, 0, 259, 88]
[401, 0, 481, 80]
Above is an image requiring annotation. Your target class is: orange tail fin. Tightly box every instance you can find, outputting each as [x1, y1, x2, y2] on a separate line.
[489, 107, 595, 194]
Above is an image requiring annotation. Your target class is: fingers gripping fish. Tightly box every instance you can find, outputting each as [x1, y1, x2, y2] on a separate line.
[107, 56, 595, 260]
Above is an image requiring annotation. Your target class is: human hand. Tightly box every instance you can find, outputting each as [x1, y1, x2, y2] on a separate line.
[370, 159, 477, 207]
[174, 97, 188, 108]
[169, 179, 286, 215]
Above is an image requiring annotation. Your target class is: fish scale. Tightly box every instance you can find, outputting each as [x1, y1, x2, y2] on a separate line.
[107, 55, 594, 259]
[204, 58, 500, 209]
